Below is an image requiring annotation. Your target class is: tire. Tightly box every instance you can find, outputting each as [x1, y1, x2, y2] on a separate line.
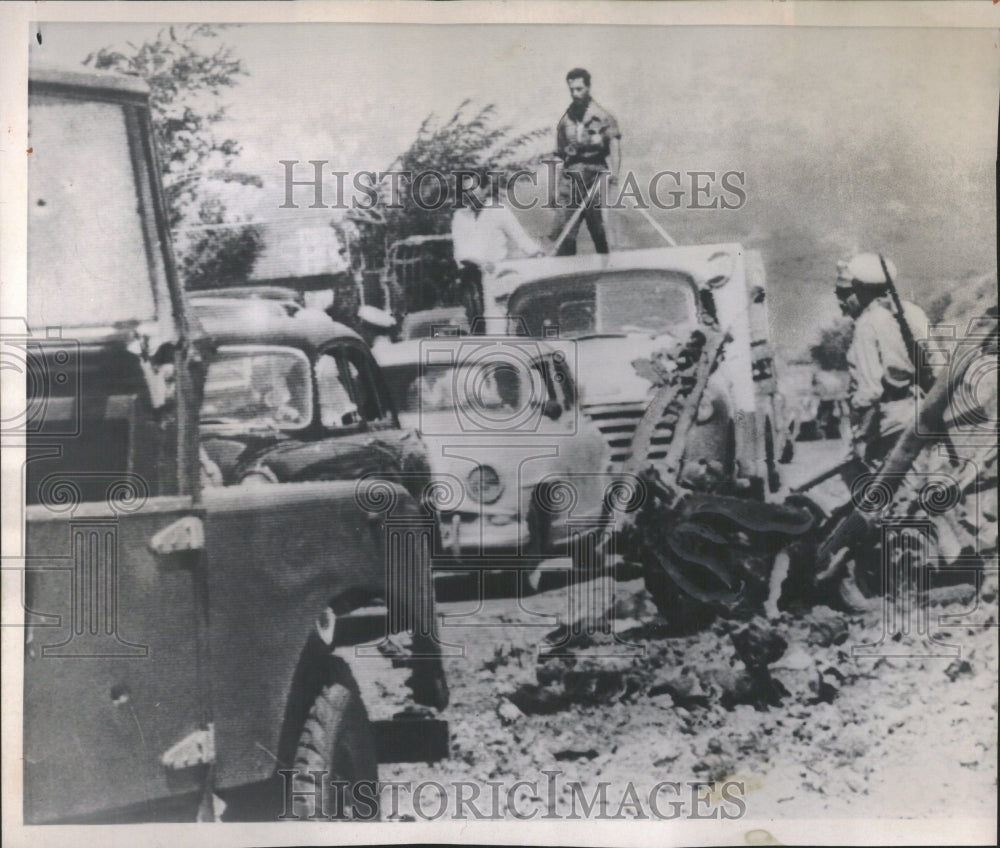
[642, 554, 717, 633]
[292, 677, 379, 821]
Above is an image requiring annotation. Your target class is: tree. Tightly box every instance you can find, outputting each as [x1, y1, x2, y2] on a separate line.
[809, 319, 854, 371]
[85, 24, 263, 288]
[375, 101, 548, 244]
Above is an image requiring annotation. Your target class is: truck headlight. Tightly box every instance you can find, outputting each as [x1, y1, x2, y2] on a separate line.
[696, 396, 716, 423]
[467, 465, 503, 504]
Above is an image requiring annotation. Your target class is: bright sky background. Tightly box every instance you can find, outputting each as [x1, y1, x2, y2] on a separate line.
[29, 22, 999, 355]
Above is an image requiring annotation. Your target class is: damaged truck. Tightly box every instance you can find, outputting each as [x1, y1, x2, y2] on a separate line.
[20, 65, 446, 824]
[492, 246, 829, 627]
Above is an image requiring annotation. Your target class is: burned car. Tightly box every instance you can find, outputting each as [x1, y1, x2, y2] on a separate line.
[191, 297, 433, 492]
[375, 336, 611, 569]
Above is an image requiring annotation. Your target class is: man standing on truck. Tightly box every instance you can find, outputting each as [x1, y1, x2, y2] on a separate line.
[451, 170, 544, 325]
[836, 251, 932, 467]
[550, 67, 622, 255]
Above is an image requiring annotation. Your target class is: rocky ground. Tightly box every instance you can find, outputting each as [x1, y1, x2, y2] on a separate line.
[366, 575, 997, 825]
[349, 440, 998, 828]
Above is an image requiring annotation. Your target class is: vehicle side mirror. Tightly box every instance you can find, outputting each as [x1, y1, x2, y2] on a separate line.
[542, 399, 562, 420]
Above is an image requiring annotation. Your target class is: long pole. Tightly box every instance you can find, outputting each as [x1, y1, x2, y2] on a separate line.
[635, 205, 677, 247]
[549, 175, 605, 256]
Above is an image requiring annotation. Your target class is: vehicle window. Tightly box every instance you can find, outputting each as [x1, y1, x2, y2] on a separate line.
[202, 347, 312, 428]
[509, 270, 696, 338]
[28, 95, 159, 328]
[409, 365, 456, 414]
[341, 347, 388, 424]
[596, 272, 696, 335]
[387, 359, 541, 417]
[316, 351, 359, 428]
[557, 300, 595, 335]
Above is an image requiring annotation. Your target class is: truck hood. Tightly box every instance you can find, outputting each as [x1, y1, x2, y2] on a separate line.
[573, 332, 688, 406]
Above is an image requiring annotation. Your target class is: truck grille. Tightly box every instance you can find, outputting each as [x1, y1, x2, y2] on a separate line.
[583, 402, 674, 466]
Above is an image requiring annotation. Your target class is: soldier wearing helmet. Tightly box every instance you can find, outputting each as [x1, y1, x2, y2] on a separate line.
[836, 252, 931, 465]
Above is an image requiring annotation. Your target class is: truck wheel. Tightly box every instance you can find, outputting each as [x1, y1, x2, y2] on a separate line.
[292, 678, 379, 821]
[641, 554, 716, 633]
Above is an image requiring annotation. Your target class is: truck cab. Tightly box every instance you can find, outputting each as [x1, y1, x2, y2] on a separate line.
[21, 65, 445, 824]
[497, 245, 786, 498]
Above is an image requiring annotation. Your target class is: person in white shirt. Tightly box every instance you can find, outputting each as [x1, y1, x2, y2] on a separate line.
[451, 171, 544, 327]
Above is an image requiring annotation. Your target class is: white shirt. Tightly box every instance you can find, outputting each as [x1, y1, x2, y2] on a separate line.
[846, 297, 931, 436]
[451, 205, 542, 266]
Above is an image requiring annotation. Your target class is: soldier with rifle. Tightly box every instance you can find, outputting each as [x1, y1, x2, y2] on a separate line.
[800, 252, 941, 610]
[836, 252, 935, 468]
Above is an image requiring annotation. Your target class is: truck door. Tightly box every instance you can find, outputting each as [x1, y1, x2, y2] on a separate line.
[22, 72, 209, 823]
[23, 499, 208, 823]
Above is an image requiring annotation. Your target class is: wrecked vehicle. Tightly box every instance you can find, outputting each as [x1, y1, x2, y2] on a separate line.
[375, 336, 609, 568]
[190, 297, 433, 493]
[489, 246, 816, 625]
[498, 245, 786, 498]
[22, 65, 445, 824]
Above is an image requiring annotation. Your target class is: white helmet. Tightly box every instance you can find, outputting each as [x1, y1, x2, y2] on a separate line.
[837, 252, 897, 287]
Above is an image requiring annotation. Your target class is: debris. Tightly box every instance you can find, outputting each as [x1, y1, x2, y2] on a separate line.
[496, 698, 524, 725]
[944, 659, 974, 682]
[809, 668, 841, 704]
[806, 606, 849, 647]
[613, 588, 660, 620]
[507, 684, 567, 716]
[927, 583, 978, 607]
[730, 618, 788, 668]
[728, 619, 790, 710]
[957, 744, 981, 767]
[553, 747, 600, 762]
[483, 642, 526, 672]
[648, 671, 710, 709]
[773, 645, 815, 672]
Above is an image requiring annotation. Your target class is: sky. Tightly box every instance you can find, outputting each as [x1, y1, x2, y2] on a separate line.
[29, 21, 1000, 356]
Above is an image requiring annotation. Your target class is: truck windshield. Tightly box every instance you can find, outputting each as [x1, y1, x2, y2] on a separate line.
[383, 361, 541, 417]
[28, 94, 159, 328]
[202, 347, 312, 429]
[508, 270, 697, 337]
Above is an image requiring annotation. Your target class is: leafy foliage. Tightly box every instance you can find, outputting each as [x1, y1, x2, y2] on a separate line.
[177, 197, 263, 291]
[85, 24, 263, 287]
[809, 319, 854, 371]
[375, 100, 548, 244]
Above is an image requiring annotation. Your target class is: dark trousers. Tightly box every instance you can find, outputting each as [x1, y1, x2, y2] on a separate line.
[549, 166, 609, 255]
[456, 261, 485, 331]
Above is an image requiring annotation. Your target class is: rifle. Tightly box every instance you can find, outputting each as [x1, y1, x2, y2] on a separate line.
[879, 253, 934, 394]
[790, 455, 864, 494]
